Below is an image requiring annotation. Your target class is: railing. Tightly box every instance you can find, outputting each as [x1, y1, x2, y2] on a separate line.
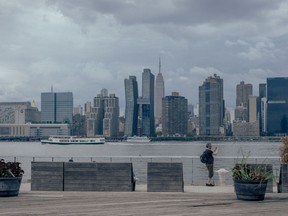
[1, 155, 281, 185]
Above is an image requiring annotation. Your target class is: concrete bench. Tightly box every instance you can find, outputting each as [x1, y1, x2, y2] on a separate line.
[64, 162, 135, 191]
[147, 162, 184, 192]
[31, 162, 135, 192]
[31, 162, 64, 191]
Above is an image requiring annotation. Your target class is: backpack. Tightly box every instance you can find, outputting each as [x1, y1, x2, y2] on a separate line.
[200, 151, 209, 164]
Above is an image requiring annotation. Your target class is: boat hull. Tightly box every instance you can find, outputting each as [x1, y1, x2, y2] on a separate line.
[41, 136, 105, 145]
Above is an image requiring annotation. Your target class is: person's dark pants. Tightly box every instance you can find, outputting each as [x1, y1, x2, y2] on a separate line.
[206, 164, 214, 178]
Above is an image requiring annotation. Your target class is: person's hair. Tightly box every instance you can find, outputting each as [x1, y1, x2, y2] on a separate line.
[206, 143, 212, 149]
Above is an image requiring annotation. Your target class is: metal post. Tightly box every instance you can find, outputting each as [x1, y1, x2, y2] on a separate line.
[191, 158, 193, 185]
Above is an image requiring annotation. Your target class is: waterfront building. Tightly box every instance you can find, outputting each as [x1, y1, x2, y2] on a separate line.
[234, 81, 253, 122]
[261, 97, 267, 133]
[155, 58, 165, 125]
[84, 101, 92, 115]
[87, 91, 119, 137]
[199, 74, 225, 136]
[188, 104, 195, 117]
[162, 92, 188, 136]
[103, 94, 119, 137]
[101, 88, 108, 97]
[124, 76, 139, 137]
[138, 69, 155, 137]
[41, 92, 73, 124]
[0, 101, 40, 124]
[233, 96, 259, 137]
[71, 113, 86, 137]
[0, 123, 69, 138]
[258, 83, 267, 135]
[248, 96, 258, 123]
[266, 77, 288, 136]
[232, 121, 259, 137]
[86, 94, 105, 137]
[73, 105, 83, 115]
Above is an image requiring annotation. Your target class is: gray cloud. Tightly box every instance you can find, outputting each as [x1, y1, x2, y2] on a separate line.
[1, 0, 288, 114]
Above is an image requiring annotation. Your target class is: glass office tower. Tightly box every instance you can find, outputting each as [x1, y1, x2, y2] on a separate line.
[138, 69, 155, 137]
[266, 77, 288, 135]
[41, 92, 73, 124]
[124, 76, 139, 136]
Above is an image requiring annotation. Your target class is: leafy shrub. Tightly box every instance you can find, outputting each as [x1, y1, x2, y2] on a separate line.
[232, 154, 271, 181]
[0, 159, 24, 177]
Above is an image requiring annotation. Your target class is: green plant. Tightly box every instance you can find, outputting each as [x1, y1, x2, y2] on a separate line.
[232, 154, 272, 181]
[280, 136, 288, 163]
[0, 159, 24, 177]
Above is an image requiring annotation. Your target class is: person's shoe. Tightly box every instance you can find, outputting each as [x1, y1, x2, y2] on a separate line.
[206, 183, 215, 186]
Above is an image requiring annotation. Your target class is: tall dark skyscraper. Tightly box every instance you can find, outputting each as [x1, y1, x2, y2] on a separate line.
[124, 76, 139, 136]
[266, 77, 288, 135]
[199, 74, 225, 136]
[41, 92, 73, 124]
[138, 69, 155, 136]
[234, 81, 253, 122]
[162, 92, 188, 136]
[155, 57, 165, 124]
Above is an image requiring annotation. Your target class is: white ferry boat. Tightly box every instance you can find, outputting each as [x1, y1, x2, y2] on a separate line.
[41, 136, 105, 145]
[126, 136, 151, 143]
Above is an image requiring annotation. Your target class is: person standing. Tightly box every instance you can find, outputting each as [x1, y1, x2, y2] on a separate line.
[204, 142, 218, 186]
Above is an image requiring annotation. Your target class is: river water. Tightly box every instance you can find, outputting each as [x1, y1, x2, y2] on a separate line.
[0, 141, 282, 185]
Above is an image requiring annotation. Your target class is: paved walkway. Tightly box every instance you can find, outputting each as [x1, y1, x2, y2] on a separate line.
[0, 183, 288, 216]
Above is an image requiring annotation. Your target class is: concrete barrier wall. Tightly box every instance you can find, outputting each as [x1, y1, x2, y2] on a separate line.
[64, 162, 135, 191]
[31, 162, 64, 191]
[279, 164, 288, 193]
[147, 162, 184, 192]
[31, 162, 135, 192]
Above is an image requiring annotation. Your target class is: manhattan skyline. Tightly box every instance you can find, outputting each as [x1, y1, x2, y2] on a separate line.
[1, 1, 288, 112]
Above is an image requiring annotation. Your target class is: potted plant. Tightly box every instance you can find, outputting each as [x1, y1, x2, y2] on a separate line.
[278, 136, 288, 192]
[232, 155, 272, 201]
[0, 159, 24, 197]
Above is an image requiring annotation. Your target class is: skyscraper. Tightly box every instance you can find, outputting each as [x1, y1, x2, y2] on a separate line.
[41, 92, 73, 124]
[258, 83, 267, 135]
[199, 74, 224, 136]
[87, 94, 105, 137]
[234, 81, 253, 121]
[155, 57, 165, 124]
[162, 92, 188, 136]
[103, 94, 119, 137]
[266, 77, 288, 135]
[138, 69, 155, 136]
[124, 76, 139, 136]
[87, 91, 119, 137]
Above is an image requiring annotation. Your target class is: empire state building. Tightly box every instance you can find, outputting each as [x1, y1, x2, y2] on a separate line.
[155, 57, 165, 124]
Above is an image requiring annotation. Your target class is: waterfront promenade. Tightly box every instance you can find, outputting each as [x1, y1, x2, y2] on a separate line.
[1, 183, 288, 216]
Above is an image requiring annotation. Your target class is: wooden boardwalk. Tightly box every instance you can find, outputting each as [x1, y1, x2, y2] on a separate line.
[1, 185, 288, 215]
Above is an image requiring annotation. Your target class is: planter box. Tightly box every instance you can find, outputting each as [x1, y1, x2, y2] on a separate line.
[0, 177, 22, 197]
[234, 179, 267, 201]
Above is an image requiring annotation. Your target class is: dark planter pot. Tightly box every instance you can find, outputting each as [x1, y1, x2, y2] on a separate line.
[233, 179, 267, 201]
[0, 177, 22, 197]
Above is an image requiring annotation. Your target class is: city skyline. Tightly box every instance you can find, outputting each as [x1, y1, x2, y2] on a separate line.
[1, 1, 288, 112]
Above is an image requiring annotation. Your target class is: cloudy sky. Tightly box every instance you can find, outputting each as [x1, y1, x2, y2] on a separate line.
[1, 0, 288, 114]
